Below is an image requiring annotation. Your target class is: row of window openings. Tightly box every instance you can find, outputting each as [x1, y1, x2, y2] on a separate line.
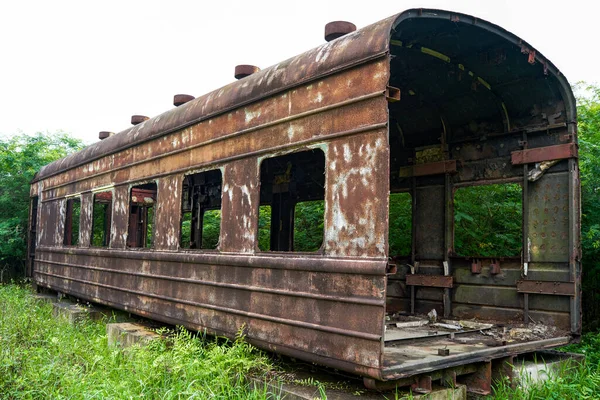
[62, 149, 523, 257]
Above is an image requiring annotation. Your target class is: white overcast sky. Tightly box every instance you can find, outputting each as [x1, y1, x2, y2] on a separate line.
[1, 0, 598, 145]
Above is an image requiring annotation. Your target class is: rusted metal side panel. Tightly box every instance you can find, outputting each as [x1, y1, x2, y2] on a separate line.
[39, 60, 389, 200]
[527, 173, 570, 263]
[110, 186, 129, 249]
[154, 176, 182, 251]
[221, 159, 259, 253]
[79, 192, 93, 248]
[33, 247, 386, 377]
[33, 16, 398, 184]
[324, 127, 389, 258]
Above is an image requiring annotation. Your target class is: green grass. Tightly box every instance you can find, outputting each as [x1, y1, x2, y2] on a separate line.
[0, 284, 273, 399]
[490, 333, 600, 399]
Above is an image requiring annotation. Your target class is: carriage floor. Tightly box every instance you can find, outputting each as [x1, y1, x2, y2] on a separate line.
[381, 315, 569, 380]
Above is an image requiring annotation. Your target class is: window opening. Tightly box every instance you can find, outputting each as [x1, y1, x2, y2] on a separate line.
[180, 170, 222, 250]
[127, 183, 157, 248]
[258, 205, 271, 251]
[91, 192, 112, 247]
[258, 149, 325, 252]
[389, 192, 412, 257]
[293, 200, 324, 252]
[454, 183, 522, 257]
[63, 198, 81, 246]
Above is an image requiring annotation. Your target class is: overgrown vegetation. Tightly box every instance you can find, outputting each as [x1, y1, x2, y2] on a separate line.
[577, 83, 600, 330]
[454, 183, 522, 257]
[0, 284, 273, 399]
[491, 332, 600, 399]
[0, 133, 84, 280]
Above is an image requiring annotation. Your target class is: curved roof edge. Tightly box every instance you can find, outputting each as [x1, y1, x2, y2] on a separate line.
[34, 14, 397, 182]
[34, 8, 576, 183]
[390, 8, 576, 124]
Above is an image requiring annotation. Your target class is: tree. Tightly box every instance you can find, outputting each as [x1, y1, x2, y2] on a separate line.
[0, 132, 84, 280]
[576, 83, 600, 329]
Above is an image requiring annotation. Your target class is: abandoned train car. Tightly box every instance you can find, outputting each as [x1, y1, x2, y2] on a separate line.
[28, 8, 580, 393]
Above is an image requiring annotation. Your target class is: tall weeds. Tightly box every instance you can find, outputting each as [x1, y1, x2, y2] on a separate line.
[0, 284, 272, 399]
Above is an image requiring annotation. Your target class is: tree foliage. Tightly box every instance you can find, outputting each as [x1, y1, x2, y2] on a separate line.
[454, 184, 522, 257]
[576, 83, 600, 329]
[0, 132, 84, 277]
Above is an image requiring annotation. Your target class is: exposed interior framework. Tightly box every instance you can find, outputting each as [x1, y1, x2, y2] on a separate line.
[380, 13, 579, 383]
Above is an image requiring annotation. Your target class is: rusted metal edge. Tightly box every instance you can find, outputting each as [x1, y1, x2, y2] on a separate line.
[35, 270, 382, 341]
[37, 259, 385, 306]
[34, 28, 394, 183]
[40, 118, 388, 198]
[406, 274, 454, 288]
[35, 280, 384, 379]
[399, 160, 457, 178]
[516, 280, 575, 296]
[35, 246, 387, 275]
[381, 335, 570, 380]
[511, 143, 578, 165]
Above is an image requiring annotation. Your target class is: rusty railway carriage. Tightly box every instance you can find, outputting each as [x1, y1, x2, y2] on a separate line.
[28, 8, 581, 394]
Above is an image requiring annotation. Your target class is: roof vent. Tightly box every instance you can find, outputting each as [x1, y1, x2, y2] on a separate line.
[324, 21, 356, 42]
[174, 94, 195, 107]
[99, 131, 114, 140]
[131, 115, 149, 125]
[234, 65, 260, 80]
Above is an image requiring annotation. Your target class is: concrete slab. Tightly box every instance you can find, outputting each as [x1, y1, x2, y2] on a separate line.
[51, 301, 108, 324]
[514, 352, 577, 389]
[34, 293, 60, 303]
[252, 378, 467, 399]
[107, 322, 161, 348]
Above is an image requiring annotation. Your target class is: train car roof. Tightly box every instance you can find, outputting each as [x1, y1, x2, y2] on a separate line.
[33, 8, 575, 183]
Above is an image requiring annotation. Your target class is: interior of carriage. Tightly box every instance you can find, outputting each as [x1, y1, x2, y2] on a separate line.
[380, 14, 575, 377]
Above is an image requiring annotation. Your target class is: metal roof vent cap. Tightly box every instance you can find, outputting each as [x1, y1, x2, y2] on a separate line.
[174, 94, 195, 107]
[98, 131, 114, 140]
[324, 21, 356, 42]
[234, 65, 260, 80]
[131, 115, 149, 125]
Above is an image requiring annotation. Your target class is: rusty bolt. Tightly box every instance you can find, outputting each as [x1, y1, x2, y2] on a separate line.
[131, 115, 149, 125]
[234, 65, 260, 80]
[98, 131, 114, 140]
[173, 94, 195, 107]
[324, 21, 356, 42]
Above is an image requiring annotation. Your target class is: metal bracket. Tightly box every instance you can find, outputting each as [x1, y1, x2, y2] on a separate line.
[490, 259, 501, 275]
[511, 143, 578, 165]
[386, 86, 401, 102]
[406, 274, 454, 288]
[517, 280, 575, 296]
[471, 259, 482, 274]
